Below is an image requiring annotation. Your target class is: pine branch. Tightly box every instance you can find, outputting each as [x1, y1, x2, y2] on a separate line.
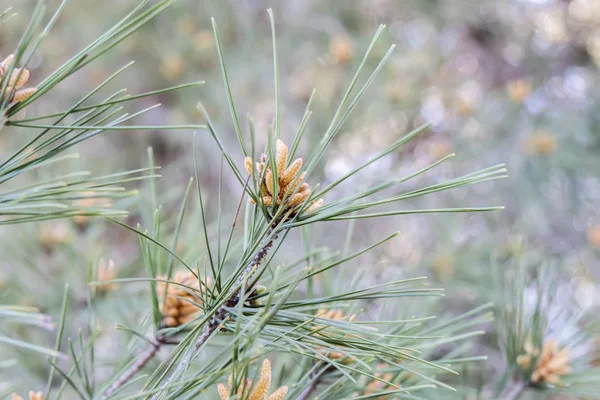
[296, 368, 326, 400]
[297, 381, 318, 400]
[150, 220, 282, 399]
[100, 338, 163, 400]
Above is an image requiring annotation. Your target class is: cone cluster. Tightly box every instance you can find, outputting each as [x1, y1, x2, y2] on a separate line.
[517, 339, 571, 385]
[364, 364, 394, 399]
[156, 271, 206, 328]
[1, 54, 37, 107]
[217, 359, 288, 400]
[244, 139, 323, 214]
[506, 78, 532, 103]
[314, 308, 355, 361]
[39, 222, 72, 248]
[12, 392, 43, 400]
[72, 191, 111, 225]
[96, 258, 118, 294]
[526, 131, 556, 156]
[329, 35, 354, 64]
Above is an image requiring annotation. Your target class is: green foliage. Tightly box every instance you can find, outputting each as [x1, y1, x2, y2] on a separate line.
[0, 0, 201, 394]
[0, 0, 202, 224]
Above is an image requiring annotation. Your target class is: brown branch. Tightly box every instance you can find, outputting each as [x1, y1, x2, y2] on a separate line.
[100, 338, 163, 399]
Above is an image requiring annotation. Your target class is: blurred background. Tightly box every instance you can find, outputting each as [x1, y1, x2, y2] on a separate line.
[1, 0, 600, 398]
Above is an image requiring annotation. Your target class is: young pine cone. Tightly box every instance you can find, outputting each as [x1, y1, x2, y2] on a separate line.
[217, 359, 288, 400]
[156, 271, 209, 328]
[12, 392, 43, 400]
[517, 339, 571, 385]
[1, 54, 37, 107]
[244, 139, 323, 214]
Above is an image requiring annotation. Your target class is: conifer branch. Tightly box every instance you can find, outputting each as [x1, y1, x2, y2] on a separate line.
[296, 368, 326, 400]
[100, 338, 163, 400]
[151, 220, 282, 399]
